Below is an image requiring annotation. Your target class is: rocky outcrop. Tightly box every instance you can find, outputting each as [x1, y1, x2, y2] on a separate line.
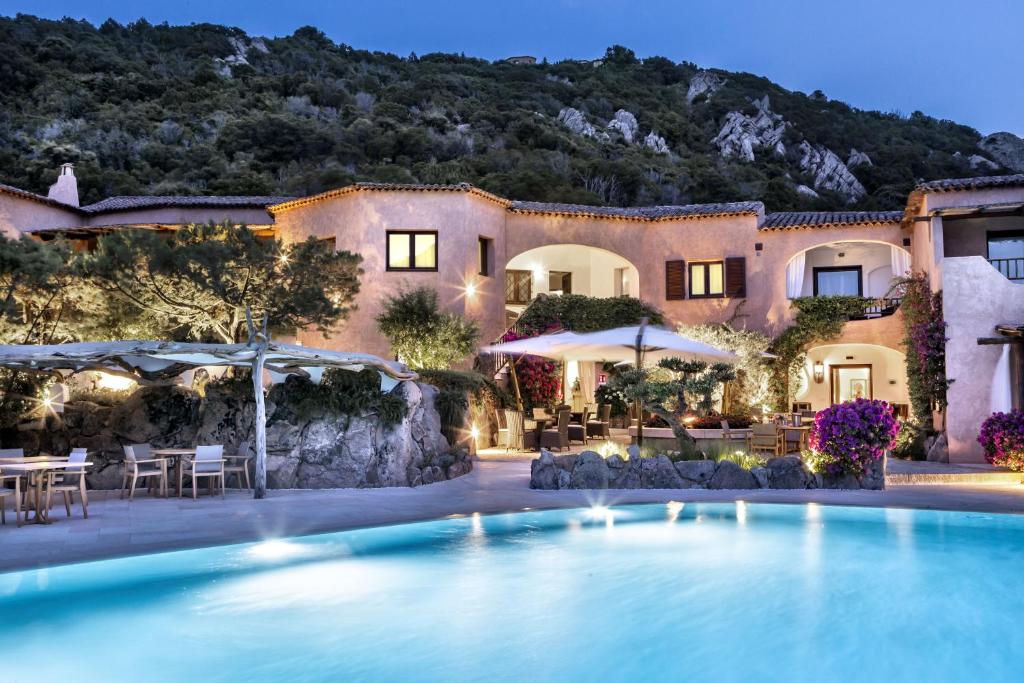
[711, 96, 788, 162]
[796, 184, 820, 199]
[847, 148, 872, 168]
[12, 380, 465, 490]
[607, 109, 639, 144]
[969, 154, 999, 171]
[215, 36, 269, 77]
[797, 141, 866, 203]
[686, 70, 726, 103]
[980, 132, 1024, 172]
[557, 107, 608, 141]
[644, 131, 670, 154]
[530, 449, 869, 490]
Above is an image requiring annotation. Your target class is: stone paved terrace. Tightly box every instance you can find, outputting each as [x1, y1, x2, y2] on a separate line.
[2, 459, 1024, 573]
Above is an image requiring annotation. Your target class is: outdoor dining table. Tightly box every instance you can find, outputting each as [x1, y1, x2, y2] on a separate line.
[0, 459, 91, 526]
[151, 448, 254, 495]
[529, 417, 553, 451]
[150, 448, 196, 497]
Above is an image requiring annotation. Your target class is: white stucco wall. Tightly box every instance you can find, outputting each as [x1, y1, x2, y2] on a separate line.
[797, 242, 898, 298]
[795, 343, 910, 411]
[505, 244, 640, 299]
[943, 256, 1024, 463]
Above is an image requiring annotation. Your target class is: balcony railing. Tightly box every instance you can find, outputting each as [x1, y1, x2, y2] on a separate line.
[850, 297, 903, 321]
[989, 257, 1024, 283]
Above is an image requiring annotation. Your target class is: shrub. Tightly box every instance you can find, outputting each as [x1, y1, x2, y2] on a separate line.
[267, 368, 408, 427]
[807, 398, 900, 477]
[688, 412, 753, 429]
[376, 286, 480, 369]
[514, 293, 663, 336]
[978, 410, 1024, 471]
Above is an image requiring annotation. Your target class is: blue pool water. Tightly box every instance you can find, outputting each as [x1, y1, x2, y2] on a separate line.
[1, 503, 1023, 682]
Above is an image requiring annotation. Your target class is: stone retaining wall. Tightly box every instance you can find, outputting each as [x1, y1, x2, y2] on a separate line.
[10, 380, 469, 490]
[530, 447, 885, 490]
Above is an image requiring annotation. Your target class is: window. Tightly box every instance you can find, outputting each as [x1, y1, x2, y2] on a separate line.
[386, 231, 437, 271]
[549, 271, 572, 294]
[477, 236, 493, 277]
[689, 261, 724, 298]
[988, 230, 1024, 282]
[506, 269, 532, 304]
[813, 266, 863, 296]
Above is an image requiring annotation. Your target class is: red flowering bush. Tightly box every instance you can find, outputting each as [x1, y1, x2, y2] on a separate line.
[978, 410, 1024, 471]
[807, 398, 900, 477]
[503, 329, 560, 408]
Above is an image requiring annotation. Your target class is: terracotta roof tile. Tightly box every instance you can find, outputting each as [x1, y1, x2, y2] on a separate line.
[508, 200, 763, 221]
[81, 195, 292, 213]
[915, 173, 1024, 193]
[760, 211, 903, 230]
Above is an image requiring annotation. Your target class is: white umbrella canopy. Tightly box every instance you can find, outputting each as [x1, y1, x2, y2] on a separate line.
[481, 330, 585, 360]
[483, 326, 737, 365]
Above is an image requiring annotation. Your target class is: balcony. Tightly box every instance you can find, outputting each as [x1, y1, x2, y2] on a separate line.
[850, 297, 902, 321]
[989, 257, 1024, 283]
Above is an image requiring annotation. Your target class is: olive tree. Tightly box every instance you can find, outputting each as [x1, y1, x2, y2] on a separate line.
[376, 286, 479, 369]
[80, 221, 363, 342]
[609, 357, 736, 456]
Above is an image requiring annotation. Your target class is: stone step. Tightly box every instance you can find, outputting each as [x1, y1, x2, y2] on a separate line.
[886, 470, 1024, 486]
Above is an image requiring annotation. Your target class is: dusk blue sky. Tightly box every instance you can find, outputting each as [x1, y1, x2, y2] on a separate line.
[7, 0, 1023, 135]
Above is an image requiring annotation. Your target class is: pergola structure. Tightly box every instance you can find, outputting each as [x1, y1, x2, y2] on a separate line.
[0, 321, 416, 498]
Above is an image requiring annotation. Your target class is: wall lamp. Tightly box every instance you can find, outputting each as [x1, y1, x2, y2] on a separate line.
[813, 361, 825, 384]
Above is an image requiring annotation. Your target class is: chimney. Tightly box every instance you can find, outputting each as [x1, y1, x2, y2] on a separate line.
[47, 163, 79, 207]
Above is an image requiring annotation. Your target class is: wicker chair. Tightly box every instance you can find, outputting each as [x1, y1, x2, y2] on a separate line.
[504, 410, 537, 452]
[747, 424, 784, 457]
[540, 409, 571, 452]
[567, 407, 590, 445]
[586, 404, 612, 440]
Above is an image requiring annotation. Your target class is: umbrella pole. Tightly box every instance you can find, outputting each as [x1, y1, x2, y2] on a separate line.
[506, 357, 524, 412]
[635, 318, 647, 447]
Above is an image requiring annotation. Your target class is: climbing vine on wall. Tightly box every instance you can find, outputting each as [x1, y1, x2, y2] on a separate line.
[896, 274, 949, 422]
[768, 295, 875, 410]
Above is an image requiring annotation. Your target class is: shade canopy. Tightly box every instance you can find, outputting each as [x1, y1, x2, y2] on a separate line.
[483, 325, 737, 365]
[0, 340, 416, 385]
[0, 338, 417, 500]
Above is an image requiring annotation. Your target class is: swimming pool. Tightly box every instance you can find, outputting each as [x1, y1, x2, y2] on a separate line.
[1, 503, 1022, 682]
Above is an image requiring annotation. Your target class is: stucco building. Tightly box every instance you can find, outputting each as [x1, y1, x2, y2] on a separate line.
[3, 166, 1023, 463]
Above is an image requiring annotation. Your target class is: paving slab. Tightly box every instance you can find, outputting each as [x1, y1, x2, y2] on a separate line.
[1, 459, 1024, 572]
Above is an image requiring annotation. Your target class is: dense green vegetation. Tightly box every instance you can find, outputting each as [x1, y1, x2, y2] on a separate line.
[0, 15, 1003, 210]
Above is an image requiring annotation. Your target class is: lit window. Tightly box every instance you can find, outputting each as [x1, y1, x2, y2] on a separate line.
[386, 231, 438, 271]
[689, 261, 724, 298]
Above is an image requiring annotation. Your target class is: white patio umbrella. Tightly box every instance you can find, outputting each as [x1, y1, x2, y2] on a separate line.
[483, 321, 738, 444]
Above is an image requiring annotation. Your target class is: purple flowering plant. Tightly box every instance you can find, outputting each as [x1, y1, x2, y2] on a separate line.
[978, 410, 1024, 471]
[806, 398, 900, 477]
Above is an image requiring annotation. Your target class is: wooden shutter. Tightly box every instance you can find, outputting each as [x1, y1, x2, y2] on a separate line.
[725, 257, 747, 298]
[665, 260, 686, 300]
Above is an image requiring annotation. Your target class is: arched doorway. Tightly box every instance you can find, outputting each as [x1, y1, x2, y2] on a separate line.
[794, 343, 909, 416]
[504, 244, 641, 317]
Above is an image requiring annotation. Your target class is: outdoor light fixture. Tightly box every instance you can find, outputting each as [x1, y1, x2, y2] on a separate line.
[464, 281, 477, 299]
[813, 360, 825, 384]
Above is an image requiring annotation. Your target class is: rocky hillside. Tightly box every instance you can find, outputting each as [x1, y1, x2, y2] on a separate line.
[0, 15, 1019, 210]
